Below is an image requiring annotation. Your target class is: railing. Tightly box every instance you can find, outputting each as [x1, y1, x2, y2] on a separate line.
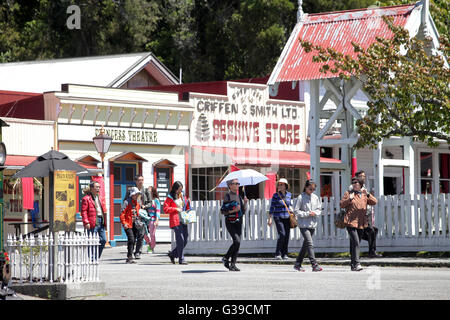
[180, 194, 450, 254]
[5, 231, 100, 283]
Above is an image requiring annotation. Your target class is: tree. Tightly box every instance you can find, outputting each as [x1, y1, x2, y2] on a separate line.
[300, 16, 450, 149]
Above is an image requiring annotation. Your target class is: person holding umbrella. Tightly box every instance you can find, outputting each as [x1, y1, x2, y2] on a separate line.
[220, 179, 248, 271]
[268, 178, 293, 260]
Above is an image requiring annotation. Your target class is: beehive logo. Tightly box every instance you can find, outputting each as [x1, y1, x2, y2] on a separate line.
[195, 113, 210, 142]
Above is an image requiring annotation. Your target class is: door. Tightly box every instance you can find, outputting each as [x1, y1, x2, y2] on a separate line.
[113, 163, 137, 243]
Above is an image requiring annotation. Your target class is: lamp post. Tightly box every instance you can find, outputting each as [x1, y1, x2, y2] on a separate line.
[93, 125, 113, 170]
[92, 125, 112, 246]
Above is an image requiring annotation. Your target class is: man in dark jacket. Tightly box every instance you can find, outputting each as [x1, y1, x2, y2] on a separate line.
[123, 175, 151, 210]
[81, 181, 107, 258]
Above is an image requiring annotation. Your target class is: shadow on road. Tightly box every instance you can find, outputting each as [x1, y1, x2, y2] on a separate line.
[181, 270, 227, 274]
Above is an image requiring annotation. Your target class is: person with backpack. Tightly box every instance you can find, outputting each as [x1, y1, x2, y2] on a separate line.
[164, 181, 191, 265]
[120, 187, 144, 264]
[268, 178, 293, 260]
[220, 179, 248, 271]
[293, 180, 323, 272]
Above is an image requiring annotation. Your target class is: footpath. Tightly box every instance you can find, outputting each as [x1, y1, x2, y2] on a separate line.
[8, 243, 450, 300]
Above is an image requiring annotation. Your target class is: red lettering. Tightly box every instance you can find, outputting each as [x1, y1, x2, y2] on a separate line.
[266, 123, 272, 144]
[280, 124, 286, 144]
[294, 125, 300, 145]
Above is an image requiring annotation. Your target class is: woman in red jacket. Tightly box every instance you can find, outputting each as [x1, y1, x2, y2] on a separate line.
[164, 181, 191, 265]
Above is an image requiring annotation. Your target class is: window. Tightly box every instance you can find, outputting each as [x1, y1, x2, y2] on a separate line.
[277, 168, 302, 198]
[439, 153, 450, 193]
[420, 151, 450, 194]
[192, 166, 228, 201]
[420, 152, 433, 194]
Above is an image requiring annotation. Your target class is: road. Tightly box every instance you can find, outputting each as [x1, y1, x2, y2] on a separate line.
[82, 245, 450, 300]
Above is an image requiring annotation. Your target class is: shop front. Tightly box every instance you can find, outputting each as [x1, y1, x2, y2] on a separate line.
[187, 81, 341, 200]
[45, 84, 194, 245]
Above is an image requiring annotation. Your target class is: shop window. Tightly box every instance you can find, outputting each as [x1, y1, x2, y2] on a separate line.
[320, 173, 333, 198]
[439, 153, 450, 193]
[276, 168, 302, 198]
[420, 152, 433, 194]
[192, 166, 228, 201]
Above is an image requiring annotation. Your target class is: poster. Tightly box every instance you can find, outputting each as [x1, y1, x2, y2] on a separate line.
[54, 170, 76, 232]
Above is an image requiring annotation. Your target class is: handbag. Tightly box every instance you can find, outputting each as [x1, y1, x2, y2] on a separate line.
[335, 209, 346, 229]
[180, 209, 197, 224]
[280, 194, 297, 229]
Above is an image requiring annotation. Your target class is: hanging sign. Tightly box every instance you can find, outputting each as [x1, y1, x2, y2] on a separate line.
[53, 170, 77, 232]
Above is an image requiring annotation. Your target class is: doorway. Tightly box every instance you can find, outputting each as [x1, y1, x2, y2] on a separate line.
[112, 163, 137, 243]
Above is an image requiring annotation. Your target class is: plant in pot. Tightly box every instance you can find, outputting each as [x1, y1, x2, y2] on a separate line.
[0, 250, 14, 300]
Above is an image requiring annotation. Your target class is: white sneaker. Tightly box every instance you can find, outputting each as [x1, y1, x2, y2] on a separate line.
[275, 255, 282, 260]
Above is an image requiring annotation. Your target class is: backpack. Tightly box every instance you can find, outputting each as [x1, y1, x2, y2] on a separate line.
[221, 193, 243, 222]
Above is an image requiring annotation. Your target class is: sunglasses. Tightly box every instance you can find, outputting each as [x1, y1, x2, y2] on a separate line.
[307, 188, 316, 191]
[231, 182, 240, 186]
[352, 182, 360, 185]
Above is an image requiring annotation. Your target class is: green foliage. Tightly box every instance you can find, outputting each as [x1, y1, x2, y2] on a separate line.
[4, 0, 445, 83]
[301, 16, 450, 149]
[377, 0, 449, 38]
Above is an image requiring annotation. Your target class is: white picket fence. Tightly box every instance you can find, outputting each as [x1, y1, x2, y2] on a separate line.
[5, 231, 101, 283]
[180, 194, 450, 254]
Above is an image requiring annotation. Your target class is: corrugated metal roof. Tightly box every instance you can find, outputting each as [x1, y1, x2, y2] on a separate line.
[0, 52, 179, 93]
[269, 3, 417, 83]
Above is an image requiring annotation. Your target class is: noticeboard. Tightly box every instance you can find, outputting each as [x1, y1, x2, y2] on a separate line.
[54, 170, 76, 232]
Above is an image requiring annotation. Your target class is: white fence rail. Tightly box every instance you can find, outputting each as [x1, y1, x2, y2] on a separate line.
[5, 231, 100, 283]
[180, 194, 450, 254]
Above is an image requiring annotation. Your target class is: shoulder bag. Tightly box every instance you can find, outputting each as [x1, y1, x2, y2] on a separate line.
[280, 194, 298, 229]
[335, 209, 346, 229]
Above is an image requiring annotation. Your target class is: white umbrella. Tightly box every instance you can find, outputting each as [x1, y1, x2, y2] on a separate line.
[217, 169, 268, 188]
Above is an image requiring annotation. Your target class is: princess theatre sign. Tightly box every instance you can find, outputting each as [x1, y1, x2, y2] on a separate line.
[191, 82, 306, 151]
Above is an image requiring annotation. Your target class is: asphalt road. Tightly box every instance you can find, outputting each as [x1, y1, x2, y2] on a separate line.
[82, 245, 450, 300]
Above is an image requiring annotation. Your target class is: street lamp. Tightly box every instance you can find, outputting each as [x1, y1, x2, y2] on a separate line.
[92, 125, 112, 170]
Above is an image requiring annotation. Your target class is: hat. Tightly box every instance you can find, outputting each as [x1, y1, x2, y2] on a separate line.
[129, 187, 141, 197]
[276, 178, 289, 189]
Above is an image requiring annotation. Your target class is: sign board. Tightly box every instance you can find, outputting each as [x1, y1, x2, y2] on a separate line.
[58, 124, 190, 146]
[53, 170, 77, 232]
[190, 82, 307, 151]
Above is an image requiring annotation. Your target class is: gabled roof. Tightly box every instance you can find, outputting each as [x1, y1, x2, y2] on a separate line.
[269, 3, 429, 83]
[0, 52, 179, 93]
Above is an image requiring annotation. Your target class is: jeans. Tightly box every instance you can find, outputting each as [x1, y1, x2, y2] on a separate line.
[274, 217, 291, 257]
[363, 226, 378, 253]
[224, 219, 242, 263]
[87, 216, 107, 259]
[171, 224, 189, 262]
[125, 223, 144, 259]
[297, 228, 317, 266]
[347, 227, 364, 267]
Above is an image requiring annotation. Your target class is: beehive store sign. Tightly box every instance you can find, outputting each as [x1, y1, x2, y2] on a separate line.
[192, 83, 306, 151]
